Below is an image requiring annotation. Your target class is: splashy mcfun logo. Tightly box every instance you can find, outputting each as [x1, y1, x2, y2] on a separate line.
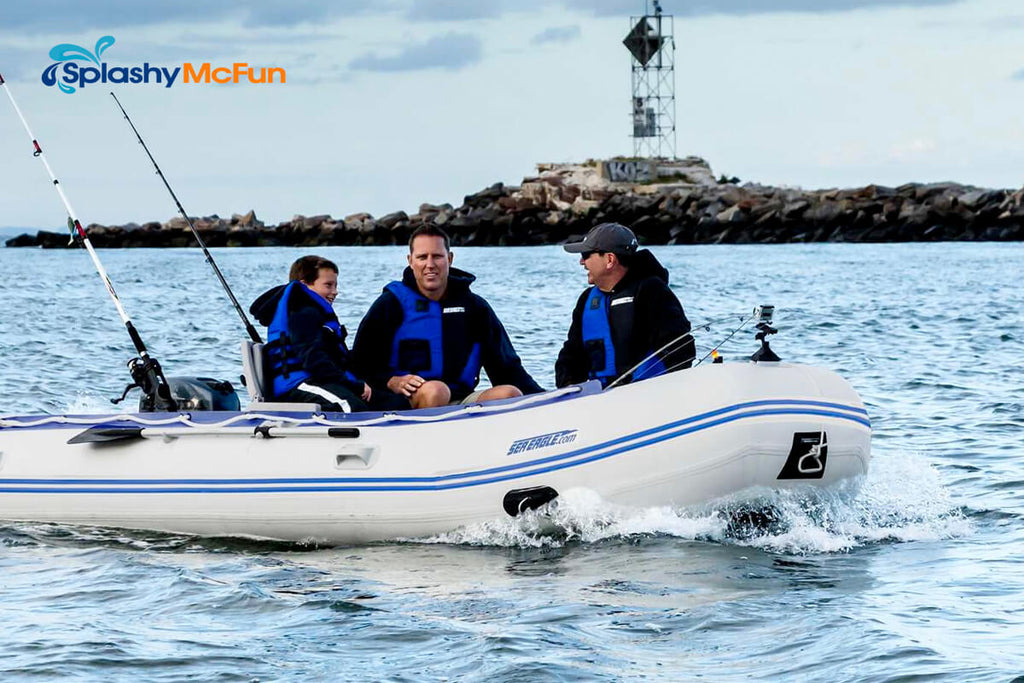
[41, 36, 286, 94]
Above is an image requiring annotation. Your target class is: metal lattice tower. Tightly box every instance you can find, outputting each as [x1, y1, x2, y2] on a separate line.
[623, 1, 676, 159]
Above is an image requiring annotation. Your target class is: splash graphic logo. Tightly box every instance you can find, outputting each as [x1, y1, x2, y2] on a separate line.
[41, 36, 178, 93]
[41, 36, 285, 94]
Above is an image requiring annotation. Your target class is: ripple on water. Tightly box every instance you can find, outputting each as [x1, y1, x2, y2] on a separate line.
[2, 244, 1024, 679]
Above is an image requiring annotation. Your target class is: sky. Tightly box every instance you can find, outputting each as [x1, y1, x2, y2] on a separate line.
[0, 0, 1022, 229]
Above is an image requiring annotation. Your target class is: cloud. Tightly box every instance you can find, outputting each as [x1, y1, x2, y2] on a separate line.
[174, 30, 347, 46]
[0, 0, 967, 36]
[0, 46, 41, 81]
[406, 0, 503, 21]
[349, 33, 482, 72]
[240, 1, 364, 27]
[563, 0, 962, 17]
[0, 1, 376, 33]
[531, 25, 582, 45]
[1013, 67, 1024, 81]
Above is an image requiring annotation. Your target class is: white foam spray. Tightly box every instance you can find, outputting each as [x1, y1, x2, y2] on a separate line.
[420, 450, 969, 554]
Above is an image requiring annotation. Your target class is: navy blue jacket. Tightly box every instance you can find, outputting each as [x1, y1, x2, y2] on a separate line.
[555, 250, 693, 388]
[249, 283, 365, 398]
[353, 267, 544, 402]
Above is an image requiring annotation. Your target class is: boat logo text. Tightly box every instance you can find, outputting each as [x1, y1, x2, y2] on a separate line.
[41, 36, 286, 94]
[507, 429, 578, 455]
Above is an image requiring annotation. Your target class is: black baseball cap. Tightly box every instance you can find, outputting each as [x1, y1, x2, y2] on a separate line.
[563, 222, 638, 256]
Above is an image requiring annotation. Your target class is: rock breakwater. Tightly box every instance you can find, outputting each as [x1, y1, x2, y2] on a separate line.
[7, 158, 1023, 248]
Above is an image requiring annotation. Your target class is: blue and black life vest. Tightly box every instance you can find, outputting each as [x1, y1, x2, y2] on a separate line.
[384, 281, 482, 389]
[580, 285, 666, 387]
[266, 282, 357, 397]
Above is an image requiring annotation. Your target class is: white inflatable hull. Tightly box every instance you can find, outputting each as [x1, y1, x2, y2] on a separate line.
[0, 363, 870, 543]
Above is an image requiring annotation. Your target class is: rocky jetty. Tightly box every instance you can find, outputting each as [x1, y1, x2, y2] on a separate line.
[7, 157, 1023, 248]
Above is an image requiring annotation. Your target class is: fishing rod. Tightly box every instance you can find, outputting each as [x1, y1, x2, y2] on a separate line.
[110, 92, 262, 344]
[0, 72, 177, 411]
[605, 307, 776, 389]
[605, 330, 696, 390]
[605, 313, 748, 389]
[695, 305, 779, 366]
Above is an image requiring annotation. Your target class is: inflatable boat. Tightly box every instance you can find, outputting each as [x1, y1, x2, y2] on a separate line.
[0, 350, 871, 544]
[0, 80, 871, 543]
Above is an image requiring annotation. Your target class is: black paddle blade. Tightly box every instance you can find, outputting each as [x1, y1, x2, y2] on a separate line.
[68, 426, 144, 444]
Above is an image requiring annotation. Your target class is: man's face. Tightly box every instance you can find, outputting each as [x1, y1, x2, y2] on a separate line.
[408, 235, 452, 298]
[306, 267, 338, 304]
[580, 251, 608, 287]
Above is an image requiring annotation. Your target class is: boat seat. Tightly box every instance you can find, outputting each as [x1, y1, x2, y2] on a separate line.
[240, 341, 321, 412]
[240, 340, 269, 402]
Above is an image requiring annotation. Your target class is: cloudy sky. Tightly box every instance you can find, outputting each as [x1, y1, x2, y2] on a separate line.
[0, 0, 1021, 229]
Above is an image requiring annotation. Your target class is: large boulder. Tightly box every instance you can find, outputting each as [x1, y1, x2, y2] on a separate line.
[5, 233, 38, 247]
[376, 211, 409, 230]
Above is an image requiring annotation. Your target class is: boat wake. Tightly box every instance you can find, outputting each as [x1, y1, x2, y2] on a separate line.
[420, 450, 970, 554]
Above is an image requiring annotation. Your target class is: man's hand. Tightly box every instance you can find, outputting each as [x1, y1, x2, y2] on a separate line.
[387, 374, 425, 397]
[361, 383, 372, 401]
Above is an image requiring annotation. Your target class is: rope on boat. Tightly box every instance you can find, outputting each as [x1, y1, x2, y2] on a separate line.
[0, 385, 583, 431]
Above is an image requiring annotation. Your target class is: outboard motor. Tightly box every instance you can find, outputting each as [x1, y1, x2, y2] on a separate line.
[143, 376, 240, 412]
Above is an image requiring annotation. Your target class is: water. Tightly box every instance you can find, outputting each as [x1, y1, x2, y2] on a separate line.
[1, 243, 1022, 680]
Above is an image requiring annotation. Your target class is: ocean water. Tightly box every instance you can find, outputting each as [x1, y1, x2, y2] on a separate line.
[0, 243, 1022, 681]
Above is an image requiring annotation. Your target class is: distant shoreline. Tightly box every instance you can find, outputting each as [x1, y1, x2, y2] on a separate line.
[6, 158, 1024, 248]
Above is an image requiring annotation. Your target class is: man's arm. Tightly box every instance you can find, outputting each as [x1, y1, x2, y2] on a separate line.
[475, 297, 545, 395]
[555, 290, 590, 388]
[352, 291, 402, 389]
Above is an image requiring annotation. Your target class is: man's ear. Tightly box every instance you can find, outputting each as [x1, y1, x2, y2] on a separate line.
[448, 251, 454, 265]
[407, 252, 413, 267]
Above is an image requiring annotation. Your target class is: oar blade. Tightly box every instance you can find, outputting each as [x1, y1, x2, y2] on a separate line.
[68, 426, 144, 444]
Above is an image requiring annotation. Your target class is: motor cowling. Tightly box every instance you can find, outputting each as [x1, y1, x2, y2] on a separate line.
[141, 376, 240, 412]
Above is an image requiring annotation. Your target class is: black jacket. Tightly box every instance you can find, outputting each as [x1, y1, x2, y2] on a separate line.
[249, 284, 365, 397]
[555, 250, 693, 388]
[353, 267, 544, 402]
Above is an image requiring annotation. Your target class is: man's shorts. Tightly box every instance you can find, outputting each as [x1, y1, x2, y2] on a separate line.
[452, 388, 487, 405]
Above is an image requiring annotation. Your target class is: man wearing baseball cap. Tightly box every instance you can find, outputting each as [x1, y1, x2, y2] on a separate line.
[555, 222, 694, 388]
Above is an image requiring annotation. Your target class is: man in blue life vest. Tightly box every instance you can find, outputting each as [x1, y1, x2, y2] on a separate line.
[555, 222, 694, 388]
[249, 255, 409, 412]
[353, 225, 544, 409]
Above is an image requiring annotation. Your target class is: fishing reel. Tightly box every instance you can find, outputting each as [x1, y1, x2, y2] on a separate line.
[113, 358, 240, 413]
[750, 305, 781, 363]
[112, 355, 178, 412]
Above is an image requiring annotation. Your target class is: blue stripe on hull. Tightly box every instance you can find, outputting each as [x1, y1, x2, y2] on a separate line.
[0, 404, 870, 494]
